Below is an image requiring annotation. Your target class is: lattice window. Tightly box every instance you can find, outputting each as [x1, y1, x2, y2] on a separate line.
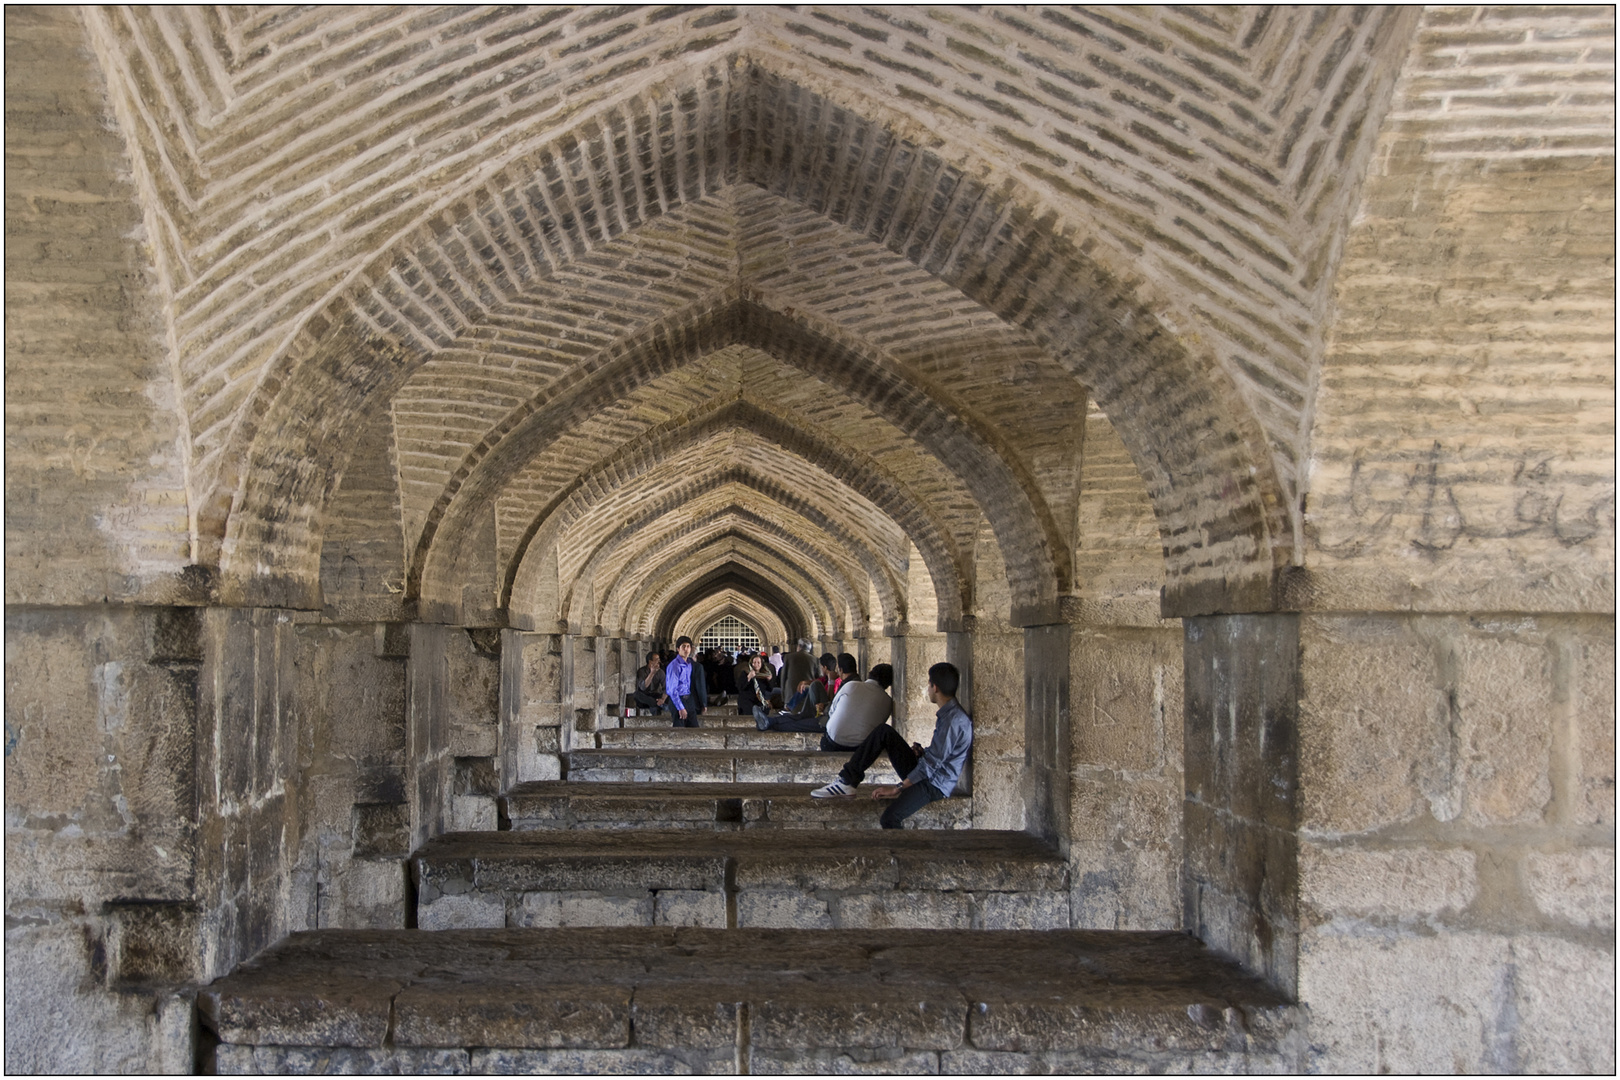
[698, 615, 760, 654]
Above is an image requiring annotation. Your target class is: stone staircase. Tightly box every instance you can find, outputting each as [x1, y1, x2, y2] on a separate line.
[199, 708, 1301, 1072]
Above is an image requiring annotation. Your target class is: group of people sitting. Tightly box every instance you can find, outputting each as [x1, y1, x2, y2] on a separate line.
[630, 637, 973, 829]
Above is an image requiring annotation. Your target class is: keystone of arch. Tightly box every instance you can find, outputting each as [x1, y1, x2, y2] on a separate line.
[675, 595, 788, 649]
[652, 569, 807, 647]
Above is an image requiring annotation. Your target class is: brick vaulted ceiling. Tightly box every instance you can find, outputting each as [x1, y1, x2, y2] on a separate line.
[82, 5, 1424, 631]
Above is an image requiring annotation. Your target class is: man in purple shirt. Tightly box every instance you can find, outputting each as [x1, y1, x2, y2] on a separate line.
[664, 636, 699, 727]
[810, 661, 972, 829]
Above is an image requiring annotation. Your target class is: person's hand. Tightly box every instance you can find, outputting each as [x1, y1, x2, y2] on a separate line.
[871, 785, 900, 799]
[678, 708, 687, 719]
[911, 742, 924, 757]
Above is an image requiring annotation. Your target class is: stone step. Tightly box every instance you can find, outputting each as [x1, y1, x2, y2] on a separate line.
[201, 926, 1300, 1075]
[504, 781, 973, 831]
[595, 727, 825, 751]
[412, 829, 1069, 932]
[567, 747, 899, 785]
[615, 710, 758, 729]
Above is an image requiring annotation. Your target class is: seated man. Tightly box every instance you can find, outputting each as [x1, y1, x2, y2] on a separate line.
[821, 661, 894, 751]
[810, 662, 972, 830]
[808, 653, 839, 710]
[631, 651, 668, 715]
[753, 676, 822, 732]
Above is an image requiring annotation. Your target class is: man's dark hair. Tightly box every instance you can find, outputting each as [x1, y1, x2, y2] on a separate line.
[927, 661, 960, 698]
[645, 652, 659, 664]
[837, 652, 858, 676]
[819, 652, 836, 671]
[676, 635, 693, 648]
[868, 663, 894, 690]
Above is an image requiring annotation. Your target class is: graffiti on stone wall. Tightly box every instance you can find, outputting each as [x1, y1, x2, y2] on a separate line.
[1314, 442, 1617, 559]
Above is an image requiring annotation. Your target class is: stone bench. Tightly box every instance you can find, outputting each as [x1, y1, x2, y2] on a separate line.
[200, 926, 1300, 1075]
[412, 829, 1070, 932]
[567, 747, 901, 785]
[504, 781, 973, 831]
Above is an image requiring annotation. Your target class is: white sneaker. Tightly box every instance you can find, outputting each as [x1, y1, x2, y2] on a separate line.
[811, 780, 855, 798]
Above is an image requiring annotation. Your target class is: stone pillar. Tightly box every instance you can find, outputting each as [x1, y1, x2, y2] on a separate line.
[890, 629, 948, 744]
[406, 623, 454, 851]
[1022, 623, 1069, 848]
[598, 636, 619, 729]
[499, 631, 563, 787]
[1068, 620, 1183, 931]
[297, 621, 410, 929]
[946, 624, 974, 712]
[568, 634, 596, 749]
[1182, 614, 1300, 998]
[446, 628, 500, 832]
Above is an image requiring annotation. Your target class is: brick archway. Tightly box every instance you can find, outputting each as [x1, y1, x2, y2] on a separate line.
[209, 69, 1289, 619]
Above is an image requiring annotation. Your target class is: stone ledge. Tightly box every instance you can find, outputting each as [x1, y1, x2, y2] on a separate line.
[567, 748, 902, 785]
[201, 927, 1297, 1069]
[411, 830, 1075, 932]
[504, 781, 972, 831]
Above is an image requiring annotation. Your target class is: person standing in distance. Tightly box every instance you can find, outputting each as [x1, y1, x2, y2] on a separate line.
[810, 661, 971, 830]
[664, 636, 700, 728]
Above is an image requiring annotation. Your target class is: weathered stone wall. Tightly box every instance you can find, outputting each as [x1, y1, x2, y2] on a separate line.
[1293, 7, 1616, 1071]
[499, 631, 565, 787]
[1297, 614, 1613, 1072]
[1070, 623, 1184, 931]
[293, 623, 410, 929]
[5, 607, 200, 1072]
[1182, 615, 1302, 998]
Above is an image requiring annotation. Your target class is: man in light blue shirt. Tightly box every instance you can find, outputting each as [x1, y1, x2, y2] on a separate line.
[811, 661, 972, 829]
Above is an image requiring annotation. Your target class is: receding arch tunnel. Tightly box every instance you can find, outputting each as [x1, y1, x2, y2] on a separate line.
[9, 7, 1612, 1073]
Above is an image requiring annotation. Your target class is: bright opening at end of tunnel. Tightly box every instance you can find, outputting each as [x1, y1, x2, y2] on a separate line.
[697, 614, 761, 654]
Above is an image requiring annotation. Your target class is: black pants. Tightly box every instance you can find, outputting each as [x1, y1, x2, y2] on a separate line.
[691, 664, 708, 713]
[666, 693, 699, 727]
[632, 688, 665, 712]
[837, 725, 944, 828]
[754, 705, 823, 732]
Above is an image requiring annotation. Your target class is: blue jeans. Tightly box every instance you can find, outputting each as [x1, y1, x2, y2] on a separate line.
[879, 778, 944, 830]
[837, 724, 944, 828]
